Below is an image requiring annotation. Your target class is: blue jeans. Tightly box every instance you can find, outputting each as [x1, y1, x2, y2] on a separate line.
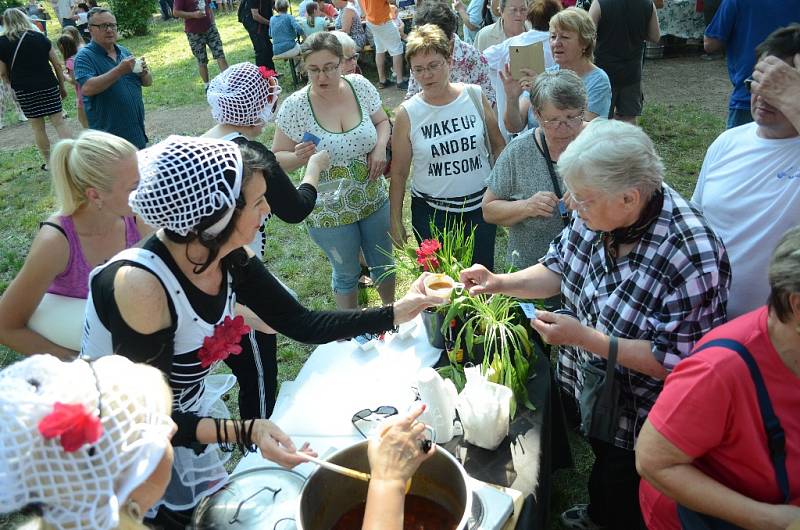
[727, 107, 753, 129]
[410, 197, 497, 271]
[307, 200, 394, 294]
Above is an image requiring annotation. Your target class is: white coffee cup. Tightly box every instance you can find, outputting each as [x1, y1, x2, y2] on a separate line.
[423, 273, 463, 300]
[132, 58, 143, 74]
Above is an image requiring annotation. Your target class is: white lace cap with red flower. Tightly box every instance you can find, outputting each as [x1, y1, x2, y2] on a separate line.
[207, 62, 282, 126]
[0, 355, 174, 530]
[131, 135, 243, 237]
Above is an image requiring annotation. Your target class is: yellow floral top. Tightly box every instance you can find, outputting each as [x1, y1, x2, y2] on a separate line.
[275, 74, 388, 228]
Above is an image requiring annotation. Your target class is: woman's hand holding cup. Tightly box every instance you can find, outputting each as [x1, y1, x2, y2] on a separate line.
[459, 264, 501, 296]
[392, 273, 449, 326]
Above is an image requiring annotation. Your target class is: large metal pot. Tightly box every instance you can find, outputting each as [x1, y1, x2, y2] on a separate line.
[297, 440, 472, 529]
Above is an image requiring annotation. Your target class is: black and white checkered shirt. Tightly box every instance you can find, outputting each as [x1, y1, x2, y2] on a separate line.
[541, 185, 731, 450]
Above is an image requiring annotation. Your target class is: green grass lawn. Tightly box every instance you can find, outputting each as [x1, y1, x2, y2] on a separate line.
[0, 12, 725, 528]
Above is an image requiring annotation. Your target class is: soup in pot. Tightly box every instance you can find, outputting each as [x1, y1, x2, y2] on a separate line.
[331, 494, 459, 530]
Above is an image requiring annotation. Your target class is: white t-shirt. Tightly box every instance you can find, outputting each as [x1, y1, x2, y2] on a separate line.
[56, 0, 73, 20]
[401, 84, 491, 211]
[692, 122, 800, 318]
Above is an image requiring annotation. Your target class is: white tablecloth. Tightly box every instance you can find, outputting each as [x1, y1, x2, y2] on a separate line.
[235, 315, 441, 475]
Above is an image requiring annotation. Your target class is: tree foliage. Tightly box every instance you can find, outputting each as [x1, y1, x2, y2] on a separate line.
[0, 0, 24, 11]
[108, 0, 156, 36]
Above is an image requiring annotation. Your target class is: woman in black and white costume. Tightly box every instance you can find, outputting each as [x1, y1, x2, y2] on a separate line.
[203, 63, 330, 421]
[80, 135, 444, 525]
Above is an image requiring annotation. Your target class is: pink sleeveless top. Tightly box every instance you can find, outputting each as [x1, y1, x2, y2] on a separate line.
[46, 215, 141, 299]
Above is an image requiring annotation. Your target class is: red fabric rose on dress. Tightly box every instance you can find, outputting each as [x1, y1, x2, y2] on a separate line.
[38, 402, 103, 452]
[198, 315, 252, 368]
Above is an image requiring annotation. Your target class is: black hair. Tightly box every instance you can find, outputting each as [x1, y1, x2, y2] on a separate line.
[756, 23, 800, 62]
[163, 141, 269, 274]
[413, 0, 458, 40]
[87, 6, 110, 21]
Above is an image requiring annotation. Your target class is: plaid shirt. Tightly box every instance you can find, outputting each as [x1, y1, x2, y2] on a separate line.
[541, 185, 731, 450]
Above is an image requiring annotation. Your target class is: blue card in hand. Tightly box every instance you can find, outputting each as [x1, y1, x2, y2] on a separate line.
[302, 131, 321, 146]
[519, 302, 537, 320]
[558, 199, 568, 218]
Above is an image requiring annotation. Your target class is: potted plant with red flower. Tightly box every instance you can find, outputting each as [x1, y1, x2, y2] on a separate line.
[380, 217, 475, 347]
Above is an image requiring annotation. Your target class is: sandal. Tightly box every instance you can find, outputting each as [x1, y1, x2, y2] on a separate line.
[378, 79, 394, 89]
[560, 504, 606, 530]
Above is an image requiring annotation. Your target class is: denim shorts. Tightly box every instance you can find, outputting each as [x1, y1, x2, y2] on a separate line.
[307, 200, 395, 294]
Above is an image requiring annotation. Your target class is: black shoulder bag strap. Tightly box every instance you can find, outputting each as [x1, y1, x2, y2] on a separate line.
[692, 338, 790, 501]
[676, 338, 790, 530]
[538, 130, 569, 227]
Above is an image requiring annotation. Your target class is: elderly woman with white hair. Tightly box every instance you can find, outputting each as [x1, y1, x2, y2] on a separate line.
[80, 135, 444, 524]
[460, 119, 731, 530]
[0, 354, 175, 530]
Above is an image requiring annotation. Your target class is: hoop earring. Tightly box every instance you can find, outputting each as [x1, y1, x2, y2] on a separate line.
[124, 499, 143, 523]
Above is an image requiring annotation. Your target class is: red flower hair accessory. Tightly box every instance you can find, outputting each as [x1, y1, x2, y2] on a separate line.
[198, 315, 252, 368]
[258, 66, 278, 79]
[38, 402, 103, 452]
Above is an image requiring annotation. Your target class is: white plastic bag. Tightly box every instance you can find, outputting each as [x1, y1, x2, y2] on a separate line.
[456, 366, 512, 450]
[417, 367, 459, 443]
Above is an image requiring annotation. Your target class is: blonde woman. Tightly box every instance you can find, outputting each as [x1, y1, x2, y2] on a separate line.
[502, 6, 611, 133]
[0, 130, 147, 358]
[0, 8, 72, 169]
[0, 354, 176, 530]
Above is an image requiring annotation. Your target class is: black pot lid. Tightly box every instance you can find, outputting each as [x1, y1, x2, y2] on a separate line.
[193, 466, 306, 529]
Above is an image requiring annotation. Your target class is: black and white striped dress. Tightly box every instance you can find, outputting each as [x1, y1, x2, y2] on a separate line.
[0, 30, 62, 119]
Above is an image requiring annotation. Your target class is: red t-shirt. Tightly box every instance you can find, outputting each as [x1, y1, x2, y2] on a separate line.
[174, 0, 214, 34]
[640, 307, 800, 530]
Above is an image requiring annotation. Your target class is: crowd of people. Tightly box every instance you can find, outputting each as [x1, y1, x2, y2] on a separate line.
[0, 0, 799, 528]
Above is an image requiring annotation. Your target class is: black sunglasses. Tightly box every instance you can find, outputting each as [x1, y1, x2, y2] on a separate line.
[744, 77, 754, 93]
[351, 405, 398, 438]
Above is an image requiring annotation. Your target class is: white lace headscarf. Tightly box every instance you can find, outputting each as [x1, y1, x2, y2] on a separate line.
[207, 62, 282, 126]
[131, 135, 243, 238]
[0, 355, 174, 530]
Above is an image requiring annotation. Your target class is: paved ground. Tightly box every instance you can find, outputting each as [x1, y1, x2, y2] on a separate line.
[0, 55, 729, 151]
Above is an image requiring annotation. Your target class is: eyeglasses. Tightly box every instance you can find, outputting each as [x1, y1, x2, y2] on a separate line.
[569, 193, 599, 211]
[307, 63, 340, 76]
[410, 59, 445, 75]
[344, 53, 359, 62]
[539, 112, 584, 129]
[90, 22, 117, 30]
[351, 405, 398, 438]
[744, 77, 754, 92]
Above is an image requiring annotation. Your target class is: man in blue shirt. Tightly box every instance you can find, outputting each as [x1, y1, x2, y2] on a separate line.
[704, 0, 800, 129]
[74, 7, 152, 148]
